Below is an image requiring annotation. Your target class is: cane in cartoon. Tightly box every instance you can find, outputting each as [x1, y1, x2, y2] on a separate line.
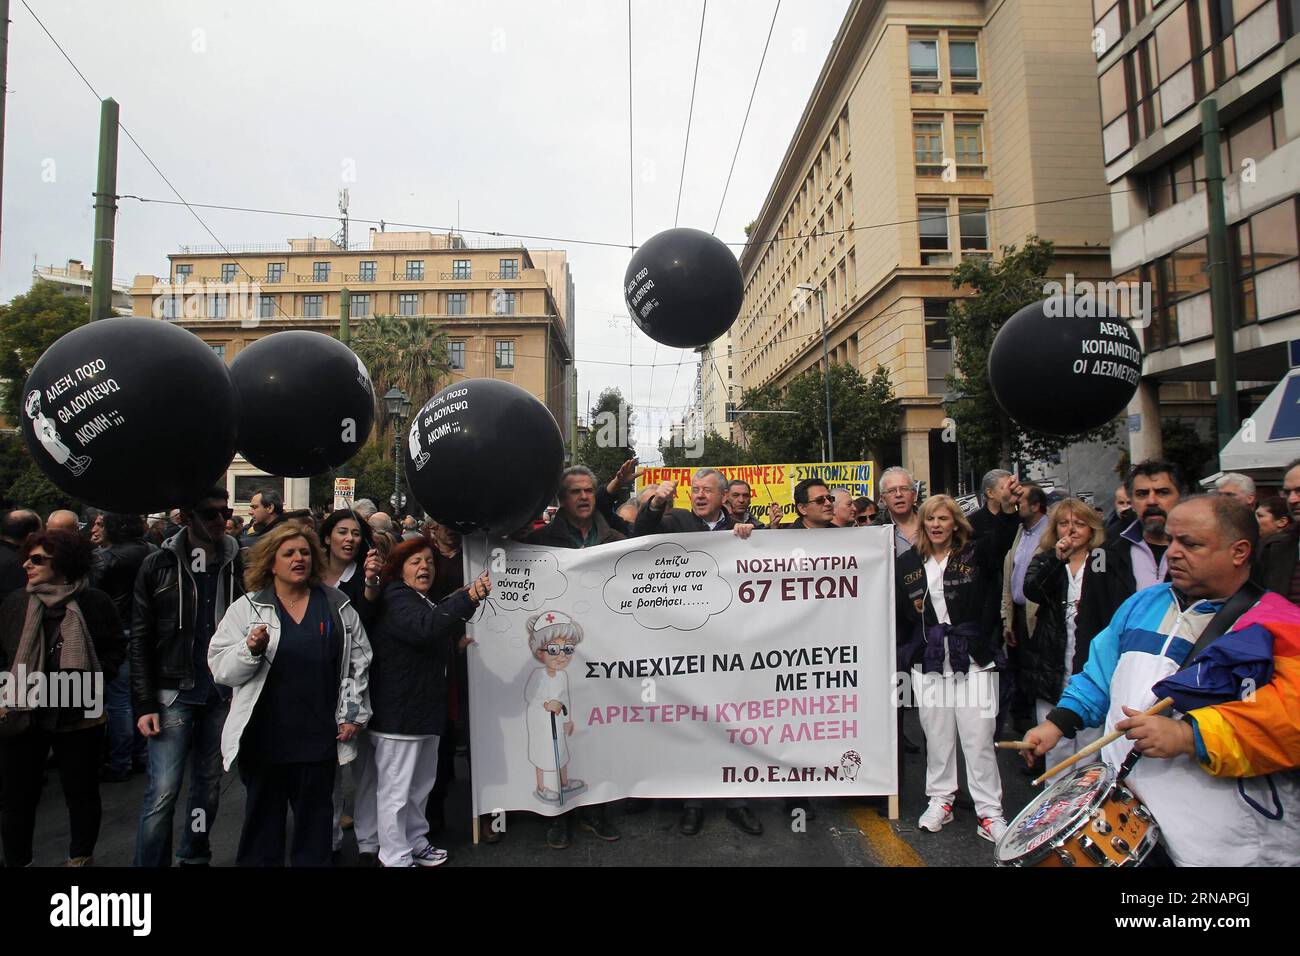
[524, 610, 586, 804]
[25, 390, 91, 477]
[408, 417, 430, 471]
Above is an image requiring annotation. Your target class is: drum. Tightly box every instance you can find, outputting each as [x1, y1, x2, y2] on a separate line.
[995, 763, 1159, 867]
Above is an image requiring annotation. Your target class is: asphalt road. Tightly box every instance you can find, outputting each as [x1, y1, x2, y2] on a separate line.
[18, 711, 1046, 867]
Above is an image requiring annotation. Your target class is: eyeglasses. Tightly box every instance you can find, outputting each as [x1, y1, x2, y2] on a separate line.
[809, 495, 834, 506]
[25, 554, 49, 566]
[544, 644, 575, 657]
[194, 506, 234, 521]
[855, 515, 873, 525]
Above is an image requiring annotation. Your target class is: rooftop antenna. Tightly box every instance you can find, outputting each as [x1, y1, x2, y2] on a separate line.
[338, 188, 350, 250]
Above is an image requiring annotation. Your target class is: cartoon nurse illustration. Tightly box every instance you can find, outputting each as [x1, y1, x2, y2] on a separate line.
[408, 417, 430, 471]
[524, 610, 587, 804]
[25, 390, 91, 476]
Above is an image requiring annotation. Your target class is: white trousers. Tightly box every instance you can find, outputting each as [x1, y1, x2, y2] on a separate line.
[350, 730, 379, 854]
[1035, 698, 1102, 772]
[372, 733, 441, 868]
[913, 667, 1004, 820]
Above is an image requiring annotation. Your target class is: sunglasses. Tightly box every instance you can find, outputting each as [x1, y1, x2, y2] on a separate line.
[855, 515, 873, 525]
[544, 644, 575, 657]
[195, 506, 235, 521]
[25, 553, 50, 566]
[809, 495, 835, 506]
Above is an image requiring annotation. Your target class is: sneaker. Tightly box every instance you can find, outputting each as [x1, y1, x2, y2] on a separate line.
[918, 800, 954, 832]
[580, 809, 621, 842]
[546, 816, 572, 850]
[411, 845, 448, 867]
[977, 817, 1008, 843]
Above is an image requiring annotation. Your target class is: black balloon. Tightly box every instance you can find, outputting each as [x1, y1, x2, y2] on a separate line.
[229, 331, 375, 477]
[404, 379, 563, 535]
[988, 298, 1142, 436]
[623, 227, 743, 348]
[20, 317, 238, 513]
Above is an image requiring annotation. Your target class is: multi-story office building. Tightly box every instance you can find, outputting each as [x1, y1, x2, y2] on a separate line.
[131, 229, 576, 452]
[1096, 0, 1300, 468]
[736, 0, 1114, 492]
[698, 332, 736, 445]
[34, 259, 132, 314]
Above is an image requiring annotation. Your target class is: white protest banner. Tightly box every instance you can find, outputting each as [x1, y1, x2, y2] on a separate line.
[465, 527, 896, 817]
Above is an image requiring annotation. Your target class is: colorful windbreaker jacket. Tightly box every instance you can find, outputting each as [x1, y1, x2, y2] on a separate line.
[1056, 585, 1300, 867]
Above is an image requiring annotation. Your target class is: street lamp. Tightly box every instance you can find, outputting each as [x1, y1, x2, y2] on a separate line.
[795, 283, 834, 462]
[383, 386, 411, 513]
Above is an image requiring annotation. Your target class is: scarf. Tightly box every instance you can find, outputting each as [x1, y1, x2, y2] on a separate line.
[11, 580, 100, 712]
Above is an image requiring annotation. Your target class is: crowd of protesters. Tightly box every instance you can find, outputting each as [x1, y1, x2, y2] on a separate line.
[1, 453, 1298, 867]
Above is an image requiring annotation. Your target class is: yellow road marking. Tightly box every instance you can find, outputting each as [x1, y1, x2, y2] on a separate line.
[849, 807, 926, 867]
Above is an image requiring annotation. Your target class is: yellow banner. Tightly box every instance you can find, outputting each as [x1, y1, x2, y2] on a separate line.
[637, 461, 874, 522]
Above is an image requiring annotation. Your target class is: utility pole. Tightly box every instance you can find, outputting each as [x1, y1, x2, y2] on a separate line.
[0, 0, 10, 263]
[90, 98, 119, 320]
[339, 287, 351, 346]
[1201, 98, 1238, 451]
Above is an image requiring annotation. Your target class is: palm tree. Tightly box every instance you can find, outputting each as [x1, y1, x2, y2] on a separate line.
[351, 313, 452, 437]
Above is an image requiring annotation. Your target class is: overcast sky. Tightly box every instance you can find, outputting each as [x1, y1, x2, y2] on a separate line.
[4, 0, 850, 464]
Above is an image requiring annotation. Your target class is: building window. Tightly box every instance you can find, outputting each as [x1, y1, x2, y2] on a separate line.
[174, 264, 193, 284]
[924, 299, 953, 396]
[452, 259, 471, 279]
[208, 294, 227, 319]
[266, 262, 284, 283]
[304, 294, 323, 317]
[949, 38, 980, 93]
[1226, 97, 1278, 169]
[918, 203, 950, 265]
[494, 340, 515, 369]
[313, 262, 330, 282]
[359, 260, 377, 282]
[399, 293, 420, 316]
[498, 258, 519, 279]
[909, 37, 940, 93]
[449, 341, 466, 370]
[959, 203, 990, 255]
[1232, 198, 1300, 326]
[258, 295, 275, 319]
[1099, 58, 1133, 161]
[159, 295, 178, 319]
[349, 294, 370, 318]
[405, 260, 425, 280]
[493, 290, 517, 315]
[210, 344, 226, 361]
[447, 292, 467, 315]
[954, 116, 986, 176]
[913, 116, 944, 176]
[221, 263, 238, 283]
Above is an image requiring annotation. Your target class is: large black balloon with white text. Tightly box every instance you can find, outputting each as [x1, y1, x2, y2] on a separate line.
[987, 297, 1142, 436]
[20, 318, 239, 512]
[229, 330, 375, 477]
[404, 378, 564, 535]
[623, 227, 744, 349]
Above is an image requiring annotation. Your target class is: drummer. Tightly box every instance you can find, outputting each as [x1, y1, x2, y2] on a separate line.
[1021, 495, 1300, 866]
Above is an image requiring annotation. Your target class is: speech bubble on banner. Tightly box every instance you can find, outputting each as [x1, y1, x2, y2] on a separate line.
[491, 549, 567, 611]
[601, 542, 732, 630]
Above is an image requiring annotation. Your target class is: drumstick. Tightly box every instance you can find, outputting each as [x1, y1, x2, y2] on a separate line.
[995, 740, 1036, 750]
[1033, 697, 1174, 786]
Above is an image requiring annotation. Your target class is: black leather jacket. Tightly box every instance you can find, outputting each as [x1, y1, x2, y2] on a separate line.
[88, 538, 157, 629]
[129, 530, 245, 716]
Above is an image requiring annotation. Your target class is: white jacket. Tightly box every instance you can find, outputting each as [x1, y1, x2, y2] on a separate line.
[208, 584, 372, 772]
